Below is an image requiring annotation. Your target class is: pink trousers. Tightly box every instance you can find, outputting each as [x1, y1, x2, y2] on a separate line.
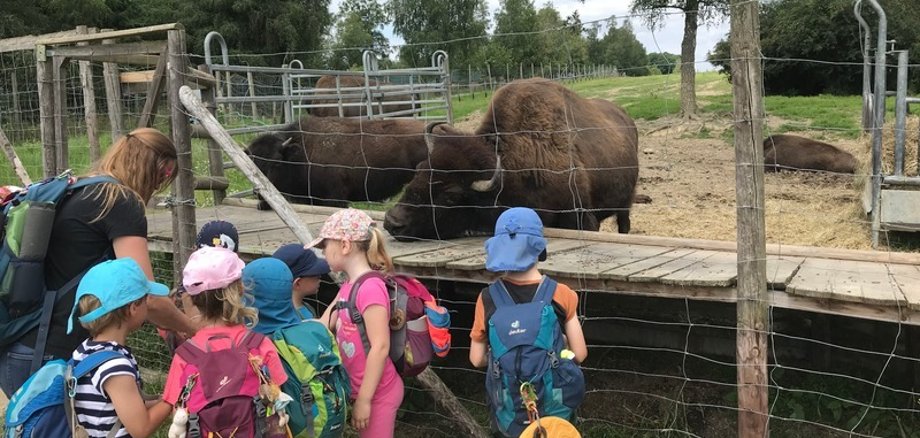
[358, 376, 405, 438]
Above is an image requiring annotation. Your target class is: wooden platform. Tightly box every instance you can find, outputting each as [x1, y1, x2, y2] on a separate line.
[147, 202, 920, 326]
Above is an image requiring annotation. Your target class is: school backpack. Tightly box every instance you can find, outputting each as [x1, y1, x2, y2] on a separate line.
[484, 276, 586, 437]
[0, 170, 117, 372]
[174, 331, 291, 438]
[4, 349, 126, 438]
[271, 319, 350, 438]
[338, 272, 451, 378]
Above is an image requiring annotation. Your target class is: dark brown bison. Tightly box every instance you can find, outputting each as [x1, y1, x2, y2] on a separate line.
[383, 78, 639, 241]
[763, 134, 858, 174]
[308, 75, 418, 118]
[246, 117, 429, 209]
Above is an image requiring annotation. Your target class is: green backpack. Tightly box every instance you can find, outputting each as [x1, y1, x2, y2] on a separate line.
[272, 319, 350, 438]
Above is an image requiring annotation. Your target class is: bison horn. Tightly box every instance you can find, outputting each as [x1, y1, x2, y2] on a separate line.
[424, 122, 448, 155]
[471, 155, 502, 192]
[281, 137, 294, 147]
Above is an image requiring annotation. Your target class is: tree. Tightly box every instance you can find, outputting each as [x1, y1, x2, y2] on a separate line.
[534, 3, 588, 67]
[709, 0, 920, 95]
[648, 52, 680, 74]
[630, 0, 729, 117]
[177, 0, 333, 66]
[493, 0, 539, 66]
[388, 0, 488, 68]
[601, 20, 648, 76]
[326, 0, 390, 69]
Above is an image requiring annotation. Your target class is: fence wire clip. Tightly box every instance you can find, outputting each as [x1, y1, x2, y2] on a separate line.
[163, 196, 198, 208]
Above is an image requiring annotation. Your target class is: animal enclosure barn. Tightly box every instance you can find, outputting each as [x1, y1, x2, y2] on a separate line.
[1, 6, 920, 437]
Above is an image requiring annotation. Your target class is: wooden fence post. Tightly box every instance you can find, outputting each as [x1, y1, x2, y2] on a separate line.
[731, 0, 769, 436]
[200, 65, 226, 205]
[179, 84, 490, 438]
[101, 29, 124, 140]
[247, 71, 258, 119]
[77, 26, 100, 163]
[52, 55, 68, 172]
[167, 29, 197, 275]
[10, 71, 21, 129]
[36, 49, 56, 177]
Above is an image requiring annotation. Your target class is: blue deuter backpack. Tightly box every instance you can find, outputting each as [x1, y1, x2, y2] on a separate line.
[4, 350, 125, 438]
[0, 171, 116, 372]
[484, 276, 586, 437]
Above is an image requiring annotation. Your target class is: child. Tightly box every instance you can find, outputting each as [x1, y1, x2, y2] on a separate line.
[469, 207, 588, 437]
[67, 258, 174, 438]
[245, 257, 304, 334]
[313, 209, 403, 438]
[161, 246, 289, 434]
[196, 219, 240, 253]
[273, 243, 331, 319]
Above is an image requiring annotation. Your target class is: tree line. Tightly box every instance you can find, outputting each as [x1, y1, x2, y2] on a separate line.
[0, 0, 678, 77]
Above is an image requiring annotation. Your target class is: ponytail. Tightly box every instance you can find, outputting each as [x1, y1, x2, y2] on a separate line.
[358, 227, 394, 274]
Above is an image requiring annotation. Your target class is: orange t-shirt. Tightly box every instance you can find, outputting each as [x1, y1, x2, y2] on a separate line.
[470, 277, 578, 343]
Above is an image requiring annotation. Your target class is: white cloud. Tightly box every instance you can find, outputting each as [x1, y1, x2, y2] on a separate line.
[329, 0, 729, 71]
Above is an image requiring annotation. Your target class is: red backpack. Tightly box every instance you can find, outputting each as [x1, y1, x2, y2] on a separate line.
[338, 272, 451, 377]
[173, 331, 290, 438]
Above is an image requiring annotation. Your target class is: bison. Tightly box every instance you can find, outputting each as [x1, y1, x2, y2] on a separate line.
[308, 75, 419, 118]
[246, 117, 429, 208]
[763, 134, 858, 174]
[383, 78, 640, 241]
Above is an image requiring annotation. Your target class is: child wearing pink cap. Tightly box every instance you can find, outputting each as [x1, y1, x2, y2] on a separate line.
[312, 209, 403, 438]
[161, 246, 288, 434]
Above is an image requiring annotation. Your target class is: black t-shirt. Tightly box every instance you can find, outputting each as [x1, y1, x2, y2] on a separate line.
[19, 184, 147, 359]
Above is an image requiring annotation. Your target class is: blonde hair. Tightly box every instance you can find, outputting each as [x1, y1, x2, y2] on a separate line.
[86, 128, 178, 221]
[356, 227, 394, 274]
[189, 280, 258, 327]
[77, 294, 144, 336]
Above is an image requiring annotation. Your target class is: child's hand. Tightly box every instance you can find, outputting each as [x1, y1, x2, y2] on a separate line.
[351, 398, 372, 431]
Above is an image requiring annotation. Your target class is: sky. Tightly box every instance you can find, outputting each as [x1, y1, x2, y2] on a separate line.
[329, 0, 730, 71]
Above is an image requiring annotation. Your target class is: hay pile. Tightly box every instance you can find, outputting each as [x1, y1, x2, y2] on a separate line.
[875, 115, 920, 176]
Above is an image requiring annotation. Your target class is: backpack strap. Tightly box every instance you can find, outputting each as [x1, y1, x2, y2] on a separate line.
[532, 276, 557, 305]
[240, 330, 266, 351]
[487, 280, 516, 309]
[64, 350, 127, 438]
[32, 247, 115, 373]
[337, 271, 386, 355]
[29, 176, 118, 373]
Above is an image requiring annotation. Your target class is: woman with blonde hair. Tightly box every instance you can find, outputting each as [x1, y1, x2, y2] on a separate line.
[0, 128, 198, 397]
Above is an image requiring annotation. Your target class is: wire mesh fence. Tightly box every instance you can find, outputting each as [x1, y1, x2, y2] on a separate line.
[1, 8, 920, 437]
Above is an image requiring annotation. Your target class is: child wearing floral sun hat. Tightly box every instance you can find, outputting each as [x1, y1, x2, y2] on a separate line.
[310, 208, 403, 438]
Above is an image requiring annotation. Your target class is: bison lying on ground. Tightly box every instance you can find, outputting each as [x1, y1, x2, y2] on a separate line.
[763, 134, 858, 174]
[383, 78, 640, 241]
[308, 75, 418, 118]
[246, 117, 429, 208]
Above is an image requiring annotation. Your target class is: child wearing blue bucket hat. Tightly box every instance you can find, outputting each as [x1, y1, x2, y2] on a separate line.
[469, 207, 588, 437]
[67, 258, 174, 437]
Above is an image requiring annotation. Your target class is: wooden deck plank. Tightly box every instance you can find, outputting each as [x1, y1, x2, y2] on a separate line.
[765, 256, 805, 290]
[659, 251, 738, 287]
[538, 243, 673, 279]
[602, 248, 698, 282]
[393, 238, 489, 268]
[887, 263, 920, 310]
[786, 258, 899, 305]
[444, 239, 585, 271]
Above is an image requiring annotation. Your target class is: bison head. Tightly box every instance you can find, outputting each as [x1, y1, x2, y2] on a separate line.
[384, 123, 503, 241]
[245, 132, 301, 209]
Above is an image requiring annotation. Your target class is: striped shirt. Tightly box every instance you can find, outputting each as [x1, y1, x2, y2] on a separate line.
[71, 339, 141, 438]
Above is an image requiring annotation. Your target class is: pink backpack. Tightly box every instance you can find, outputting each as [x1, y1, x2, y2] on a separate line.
[338, 272, 451, 377]
[175, 331, 289, 438]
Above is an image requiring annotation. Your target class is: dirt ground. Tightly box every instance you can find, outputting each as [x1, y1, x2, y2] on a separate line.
[610, 115, 874, 249]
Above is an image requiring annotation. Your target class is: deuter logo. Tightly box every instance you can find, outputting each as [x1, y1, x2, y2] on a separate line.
[508, 320, 527, 336]
[217, 375, 231, 392]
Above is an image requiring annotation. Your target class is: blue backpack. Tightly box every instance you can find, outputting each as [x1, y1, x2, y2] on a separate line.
[4, 350, 126, 438]
[0, 171, 116, 372]
[271, 320, 350, 438]
[484, 277, 586, 437]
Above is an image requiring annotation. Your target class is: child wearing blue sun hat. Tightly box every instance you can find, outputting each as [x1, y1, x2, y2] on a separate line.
[468, 207, 588, 437]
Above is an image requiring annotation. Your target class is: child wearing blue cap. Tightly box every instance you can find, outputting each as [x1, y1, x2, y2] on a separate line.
[67, 258, 174, 438]
[469, 207, 587, 437]
[272, 243, 331, 320]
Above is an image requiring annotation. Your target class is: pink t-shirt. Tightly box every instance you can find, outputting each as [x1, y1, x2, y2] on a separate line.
[334, 276, 400, 397]
[162, 325, 288, 406]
